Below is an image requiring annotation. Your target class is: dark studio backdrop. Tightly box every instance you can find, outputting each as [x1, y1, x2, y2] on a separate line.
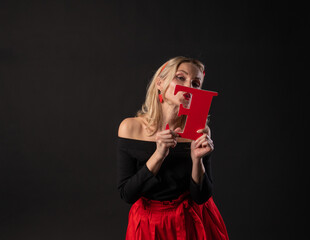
[0, 0, 307, 239]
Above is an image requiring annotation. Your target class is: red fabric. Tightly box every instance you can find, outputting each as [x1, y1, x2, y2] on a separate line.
[126, 192, 229, 240]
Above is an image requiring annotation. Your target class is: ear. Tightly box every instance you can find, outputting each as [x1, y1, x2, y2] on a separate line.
[156, 77, 163, 91]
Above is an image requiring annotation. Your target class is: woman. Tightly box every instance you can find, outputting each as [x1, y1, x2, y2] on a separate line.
[117, 56, 229, 240]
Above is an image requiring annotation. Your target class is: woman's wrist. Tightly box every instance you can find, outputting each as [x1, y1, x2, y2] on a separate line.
[191, 156, 203, 165]
[191, 158, 205, 184]
[154, 149, 168, 161]
[146, 150, 166, 175]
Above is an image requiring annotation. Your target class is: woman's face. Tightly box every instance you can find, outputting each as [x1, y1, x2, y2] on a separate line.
[161, 62, 204, 108]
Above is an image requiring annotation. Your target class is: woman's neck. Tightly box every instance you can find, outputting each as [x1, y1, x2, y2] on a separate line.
[160, 103, 182, 131]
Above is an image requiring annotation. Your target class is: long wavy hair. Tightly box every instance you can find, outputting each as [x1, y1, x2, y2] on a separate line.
[137, 56, 205, 136]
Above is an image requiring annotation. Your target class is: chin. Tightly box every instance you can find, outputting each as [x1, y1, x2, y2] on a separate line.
[179, 100, 190, 108]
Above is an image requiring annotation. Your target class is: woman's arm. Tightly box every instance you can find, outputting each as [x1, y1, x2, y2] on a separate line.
[117, 140, 160, 204]
[189, 154, 213, 204]
[190, 127, 214, 204]
[117, 118, 179, 203]
[146, 127, 180, 175]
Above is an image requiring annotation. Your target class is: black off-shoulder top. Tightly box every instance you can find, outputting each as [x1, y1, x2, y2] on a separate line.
[117, 137, 213, 204]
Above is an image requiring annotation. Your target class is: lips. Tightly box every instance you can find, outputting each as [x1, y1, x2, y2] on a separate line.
[183, 93, 191, 100]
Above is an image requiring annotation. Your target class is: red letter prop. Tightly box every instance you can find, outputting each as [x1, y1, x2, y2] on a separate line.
[174, 85, 218, 140]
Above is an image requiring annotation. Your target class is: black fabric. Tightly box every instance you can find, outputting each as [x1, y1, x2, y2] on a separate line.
[117, 137, 213, 204]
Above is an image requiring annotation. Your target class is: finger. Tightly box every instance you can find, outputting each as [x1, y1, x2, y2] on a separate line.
[203, 136, 213, 146]
[168, 142, 177, 148]
[196, 131, 209, 143]
[173, 127, 182, 133]
[194, 137, 205, 148]
[203, 133, 213, 143]
[196, 129, 204, 134]
[158, 138, 176, 144]
[160, 129, 179, 137]
[196, 129, 208, 134]
[159, 133, 175, 139]
[163, 139, 177, 143]
[195, 133, 208, 146]
[156, 133, 176, 142]
[171, 131, 180, 138]
[196, 127, 210, 136]
[195, 134, 213, 148]
[191, 140, 197, 149]
[202, 139, 214, 149]
[205, 135, 213, 144]
[203, 142, 214, 151]
[162, 140, 177, 148]
[195, 133, 207, 142]
[156, 130, 177, 138]
[201, 141, 210, 148]
[160, 129, 172, 134]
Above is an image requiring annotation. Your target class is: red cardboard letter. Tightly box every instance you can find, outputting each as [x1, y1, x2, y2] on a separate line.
[174, 85, 218, 140]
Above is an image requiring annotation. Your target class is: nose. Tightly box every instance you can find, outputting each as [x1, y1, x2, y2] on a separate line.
[184, 80, 191, 88]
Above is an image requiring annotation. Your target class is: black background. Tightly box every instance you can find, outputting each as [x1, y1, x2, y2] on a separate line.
[0, 0, 307, 239]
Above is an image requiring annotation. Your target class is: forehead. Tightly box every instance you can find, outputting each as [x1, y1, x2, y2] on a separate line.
[177, 62, 202, 77]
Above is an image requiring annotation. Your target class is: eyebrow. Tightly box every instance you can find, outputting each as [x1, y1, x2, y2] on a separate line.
[177, 70, 201, 81]
[177, 70, 188, 75]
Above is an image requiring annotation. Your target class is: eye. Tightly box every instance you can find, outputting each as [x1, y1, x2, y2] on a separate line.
[192, 80, 201, 88]
[176, 75, 186, 81]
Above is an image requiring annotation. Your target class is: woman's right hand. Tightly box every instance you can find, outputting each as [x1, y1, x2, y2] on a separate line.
[155, 128, 181, 159]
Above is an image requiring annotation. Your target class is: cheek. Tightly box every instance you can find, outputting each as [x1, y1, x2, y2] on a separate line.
[165, 81, 184, 102]
[166, 80, 177, 95]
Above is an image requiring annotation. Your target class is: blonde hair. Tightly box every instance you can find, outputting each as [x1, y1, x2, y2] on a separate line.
[137, 56, 205, 136]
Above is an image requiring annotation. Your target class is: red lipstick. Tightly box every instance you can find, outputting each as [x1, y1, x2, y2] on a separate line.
[183, 93, 191, 100]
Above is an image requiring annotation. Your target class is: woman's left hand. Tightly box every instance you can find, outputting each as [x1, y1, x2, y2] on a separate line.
[190, 127, 214, 162]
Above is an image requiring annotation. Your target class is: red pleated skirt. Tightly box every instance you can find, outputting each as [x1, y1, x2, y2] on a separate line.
[126, 192, 229, 240]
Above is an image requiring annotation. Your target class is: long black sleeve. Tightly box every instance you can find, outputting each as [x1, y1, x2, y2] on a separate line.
[117, 140, 160, 204]
[189, 154, 213, 204]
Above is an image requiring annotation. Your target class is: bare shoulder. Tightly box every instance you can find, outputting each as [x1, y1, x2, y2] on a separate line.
[118, 117, 145, 139]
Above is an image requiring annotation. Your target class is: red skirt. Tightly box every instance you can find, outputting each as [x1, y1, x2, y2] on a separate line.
[126, 192, 229, 240]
